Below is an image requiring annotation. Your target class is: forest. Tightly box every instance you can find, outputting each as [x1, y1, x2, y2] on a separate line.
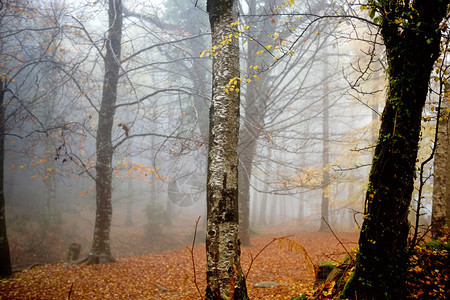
[0, 0, 449, 299]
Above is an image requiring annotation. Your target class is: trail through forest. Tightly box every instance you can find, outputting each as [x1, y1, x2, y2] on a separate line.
[0, 232, 358, 299]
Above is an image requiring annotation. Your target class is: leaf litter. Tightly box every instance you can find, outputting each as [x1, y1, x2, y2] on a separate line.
[0, 232, 358, 299]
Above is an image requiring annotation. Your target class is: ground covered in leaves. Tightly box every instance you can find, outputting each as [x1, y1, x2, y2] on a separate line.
[0, 232, 358, 299]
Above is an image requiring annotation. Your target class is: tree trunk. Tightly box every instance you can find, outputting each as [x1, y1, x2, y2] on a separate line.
[238, 142, 254, 246]
[87, 0, 122, 265]
[205, 0, 248, 298]
[319, 53, 330, 232]
[341, 2, 449, 299]
[238, 94, 261, 245]
[44, 144, 57, 223]
[431, 82, 450, 238]
[125, 177, 134, 227]
[259, 178, 268, 225]
[237, 0, 272, 246]
[0, 79, 12, 278]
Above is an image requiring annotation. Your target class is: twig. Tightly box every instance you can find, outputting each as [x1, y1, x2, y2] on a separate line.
[67, 283, 73, 300]
[411, 79, 446, 248]
[322, 217, 354, 263]
[187, 216, 203, 299]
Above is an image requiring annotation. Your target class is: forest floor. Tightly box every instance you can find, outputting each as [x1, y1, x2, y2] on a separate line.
[0, 232, 359, 299]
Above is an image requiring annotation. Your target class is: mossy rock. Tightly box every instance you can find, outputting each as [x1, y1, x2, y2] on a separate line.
[317, 261, 337, 283]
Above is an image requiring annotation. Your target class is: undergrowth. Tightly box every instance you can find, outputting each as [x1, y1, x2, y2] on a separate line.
[290, 233, 449, 300]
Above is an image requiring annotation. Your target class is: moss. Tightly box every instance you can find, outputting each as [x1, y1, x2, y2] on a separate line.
[317, 261, 336, 282]
[425, 238, 450, 252]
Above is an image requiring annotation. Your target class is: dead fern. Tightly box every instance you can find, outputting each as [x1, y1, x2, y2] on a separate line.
[277, 237, 317, 279]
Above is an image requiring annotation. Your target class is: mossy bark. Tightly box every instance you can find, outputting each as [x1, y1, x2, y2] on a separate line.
[341, 1, 449, 299]
[205, 0, 248, 299]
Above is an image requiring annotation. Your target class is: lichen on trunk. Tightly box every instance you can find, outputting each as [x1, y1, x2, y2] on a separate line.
[205, 0, 248, 298]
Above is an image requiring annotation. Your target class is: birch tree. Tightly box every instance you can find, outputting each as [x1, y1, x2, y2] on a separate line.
[205, 0, 248, 298]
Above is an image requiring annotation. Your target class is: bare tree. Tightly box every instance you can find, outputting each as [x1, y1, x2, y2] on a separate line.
[0, 0, 72, 276]
[84, 0, 123, 264]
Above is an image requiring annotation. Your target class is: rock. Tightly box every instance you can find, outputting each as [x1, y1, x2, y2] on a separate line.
[325, 267, 344, 283]
[317, 261, 337, 284]
[253, 281, 280, 288]
[154, 283, 169, 292]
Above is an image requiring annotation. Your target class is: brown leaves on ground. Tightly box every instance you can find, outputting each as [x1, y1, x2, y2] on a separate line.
[406, 235, 449, 299]
[0, 232, 358, 299]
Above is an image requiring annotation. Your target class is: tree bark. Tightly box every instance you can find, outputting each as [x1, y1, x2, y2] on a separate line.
[0, 79, 12, 278]
[319, 60, 330, 232]
[431, 82, 450, 238]
[341, 1, 449, 299]
[238, 81, 264, 245]
[205, 0, 248, 298]
[237, 0, 273, 247]
[87, 0, 122, 265]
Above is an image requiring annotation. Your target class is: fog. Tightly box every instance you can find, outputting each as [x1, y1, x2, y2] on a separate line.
[1, 0, 435, 268]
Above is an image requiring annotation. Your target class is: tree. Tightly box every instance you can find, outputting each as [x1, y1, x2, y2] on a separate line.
[85, 0, 123, 264]
[237, 0, 340, 241]
[0, 78, 11, 278]
[237, 0, 274, 246]
[0, 0, 70, 276]
[431, 81, 450, 238]
[205, 0, 248, 298]
[341, 1, 450, 299]
[319, 45, 331, 232]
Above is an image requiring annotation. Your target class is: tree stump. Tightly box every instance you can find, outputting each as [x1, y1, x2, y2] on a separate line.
[67, 243, 81, 261]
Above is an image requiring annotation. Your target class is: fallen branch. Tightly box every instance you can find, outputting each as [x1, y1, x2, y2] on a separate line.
[67, 283, 73, 300]
[186, 216, 203, 299]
